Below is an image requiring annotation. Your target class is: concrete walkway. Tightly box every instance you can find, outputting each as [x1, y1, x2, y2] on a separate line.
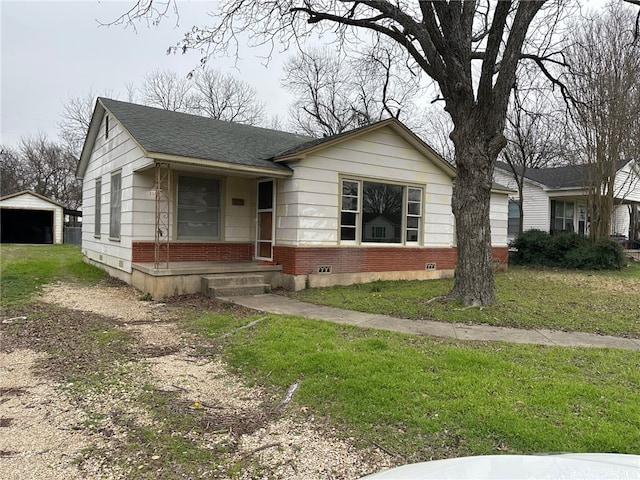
[226, 294, 640, 351]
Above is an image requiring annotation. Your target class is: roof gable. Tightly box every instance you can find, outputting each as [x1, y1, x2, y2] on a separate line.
[273, 118, 457, 178]
[0, 190, 65, 208]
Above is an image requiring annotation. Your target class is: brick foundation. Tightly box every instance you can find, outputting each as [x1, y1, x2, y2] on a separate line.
[274, 245, 509, 275]
[132, 242, 253, 263]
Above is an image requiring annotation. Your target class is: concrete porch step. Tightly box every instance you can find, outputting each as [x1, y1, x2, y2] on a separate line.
[210, 283, 271, 298]
[202, 273, 271, 298]
[202, 274, 267, 288]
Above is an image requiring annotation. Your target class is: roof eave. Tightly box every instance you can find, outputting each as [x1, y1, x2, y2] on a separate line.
[76, 99, 105, 180]
[147, 152, 293, 178]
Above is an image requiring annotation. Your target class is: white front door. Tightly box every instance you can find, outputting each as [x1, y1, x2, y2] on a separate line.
[256, 179, 275, 260]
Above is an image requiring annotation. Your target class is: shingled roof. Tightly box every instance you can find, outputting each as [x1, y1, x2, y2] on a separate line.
[78, 98, 315, 177]
[496, 159, 634, 190]
[78, 98, 457, 180]
[107, 97, 316, 168]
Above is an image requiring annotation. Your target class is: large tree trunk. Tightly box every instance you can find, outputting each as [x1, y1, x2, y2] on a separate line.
[449, 120, 505, 306]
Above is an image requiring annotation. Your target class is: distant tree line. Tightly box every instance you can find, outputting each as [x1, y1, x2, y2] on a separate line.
[2, 2, 638, 241]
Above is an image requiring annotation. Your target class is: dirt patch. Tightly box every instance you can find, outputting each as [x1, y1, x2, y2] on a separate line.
[1, 282, 395, 479]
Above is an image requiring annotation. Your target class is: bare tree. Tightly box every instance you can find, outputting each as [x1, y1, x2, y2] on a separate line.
[2, 135, 82, 209]
[191, 67, 265, 125]
[412, 105, 455, 164]
[59, 88, 112, 157]
[283, 44, 420, 136]
[141, 69, 197, 112]
[0, 145, 25, 196]
[283, 48, 360, 136]
[109, 0, 640, 305]
[564, 3, 640, 241]
[501, 82, 564, 235]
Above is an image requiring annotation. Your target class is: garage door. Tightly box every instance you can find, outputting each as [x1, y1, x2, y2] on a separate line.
[1, 208, 54, 244]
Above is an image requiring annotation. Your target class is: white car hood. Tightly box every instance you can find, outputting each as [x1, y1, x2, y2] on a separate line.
[360, 453, 640, 479]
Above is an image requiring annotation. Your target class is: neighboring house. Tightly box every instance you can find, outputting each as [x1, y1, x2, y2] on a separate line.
[77, 98, 510, 299]
[494, 160, 640, 243]
[0, 191, 65, 244]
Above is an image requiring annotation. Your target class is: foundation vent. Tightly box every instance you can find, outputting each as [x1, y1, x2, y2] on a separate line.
[425, 263, 437, 270]
[318, 265, 332, 274]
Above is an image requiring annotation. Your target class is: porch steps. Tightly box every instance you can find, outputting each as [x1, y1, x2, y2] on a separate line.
[201, 273, 271, 298]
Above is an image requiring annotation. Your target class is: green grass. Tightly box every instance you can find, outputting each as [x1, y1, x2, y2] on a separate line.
[212, 315, 640, 460]
[3, 245, 640, 470]
[290, 264, 640, 337]
[0, 244, 106, 308]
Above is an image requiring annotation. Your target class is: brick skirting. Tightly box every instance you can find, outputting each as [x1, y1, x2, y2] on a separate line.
[132, 242, 253, 263]
[274, 246, 509, 275]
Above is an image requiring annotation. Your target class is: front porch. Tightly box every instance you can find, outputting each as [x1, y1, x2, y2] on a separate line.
[130, 260, 284, 300]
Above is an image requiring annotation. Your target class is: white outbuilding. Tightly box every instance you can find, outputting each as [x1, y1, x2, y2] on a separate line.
[0, 191, 65, 244]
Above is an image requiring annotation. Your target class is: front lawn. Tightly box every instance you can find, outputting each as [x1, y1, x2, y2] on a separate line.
[290, 264, 640, 337]
[191, 314, 640, 462]
[3, 245, 639, 472]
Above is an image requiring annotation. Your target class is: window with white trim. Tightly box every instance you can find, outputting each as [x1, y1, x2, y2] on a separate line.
[109, 172, 122, 239]
[340, 179, 423, 244]
[177, 176, 221, 239]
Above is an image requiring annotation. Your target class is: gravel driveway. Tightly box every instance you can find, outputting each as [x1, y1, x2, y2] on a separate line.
[0, 282, 394, 479]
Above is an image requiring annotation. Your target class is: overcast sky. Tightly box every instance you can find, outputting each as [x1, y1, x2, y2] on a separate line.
[1, 0, 610, 150]
[1, 1, 295, 148]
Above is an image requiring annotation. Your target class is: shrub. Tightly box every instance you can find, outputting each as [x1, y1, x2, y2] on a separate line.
[563, 238, 627, 270]
[510, 230, 626, 270]
[510, 229, 553, 265]
[548, 232, 589, 263]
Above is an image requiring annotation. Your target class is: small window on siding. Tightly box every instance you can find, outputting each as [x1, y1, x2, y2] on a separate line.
[105, 115, 109, 139]
[94, 178, 102, 238]
[508, 199, 520, 238]
[109, 172, 122, 239]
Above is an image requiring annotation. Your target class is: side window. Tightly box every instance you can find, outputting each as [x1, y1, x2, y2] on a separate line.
[508, 199, 520, 238]
[94, 178, 102, 238]
[109, 172, 122, 239]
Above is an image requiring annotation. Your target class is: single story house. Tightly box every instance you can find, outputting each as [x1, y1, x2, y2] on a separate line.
[0, 191, 65, 244]
[77, 98, 511, 299]
[494, 160, 640, 244]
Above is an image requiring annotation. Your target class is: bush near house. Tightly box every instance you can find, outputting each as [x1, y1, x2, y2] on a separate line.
[510, 230, 627, 270]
